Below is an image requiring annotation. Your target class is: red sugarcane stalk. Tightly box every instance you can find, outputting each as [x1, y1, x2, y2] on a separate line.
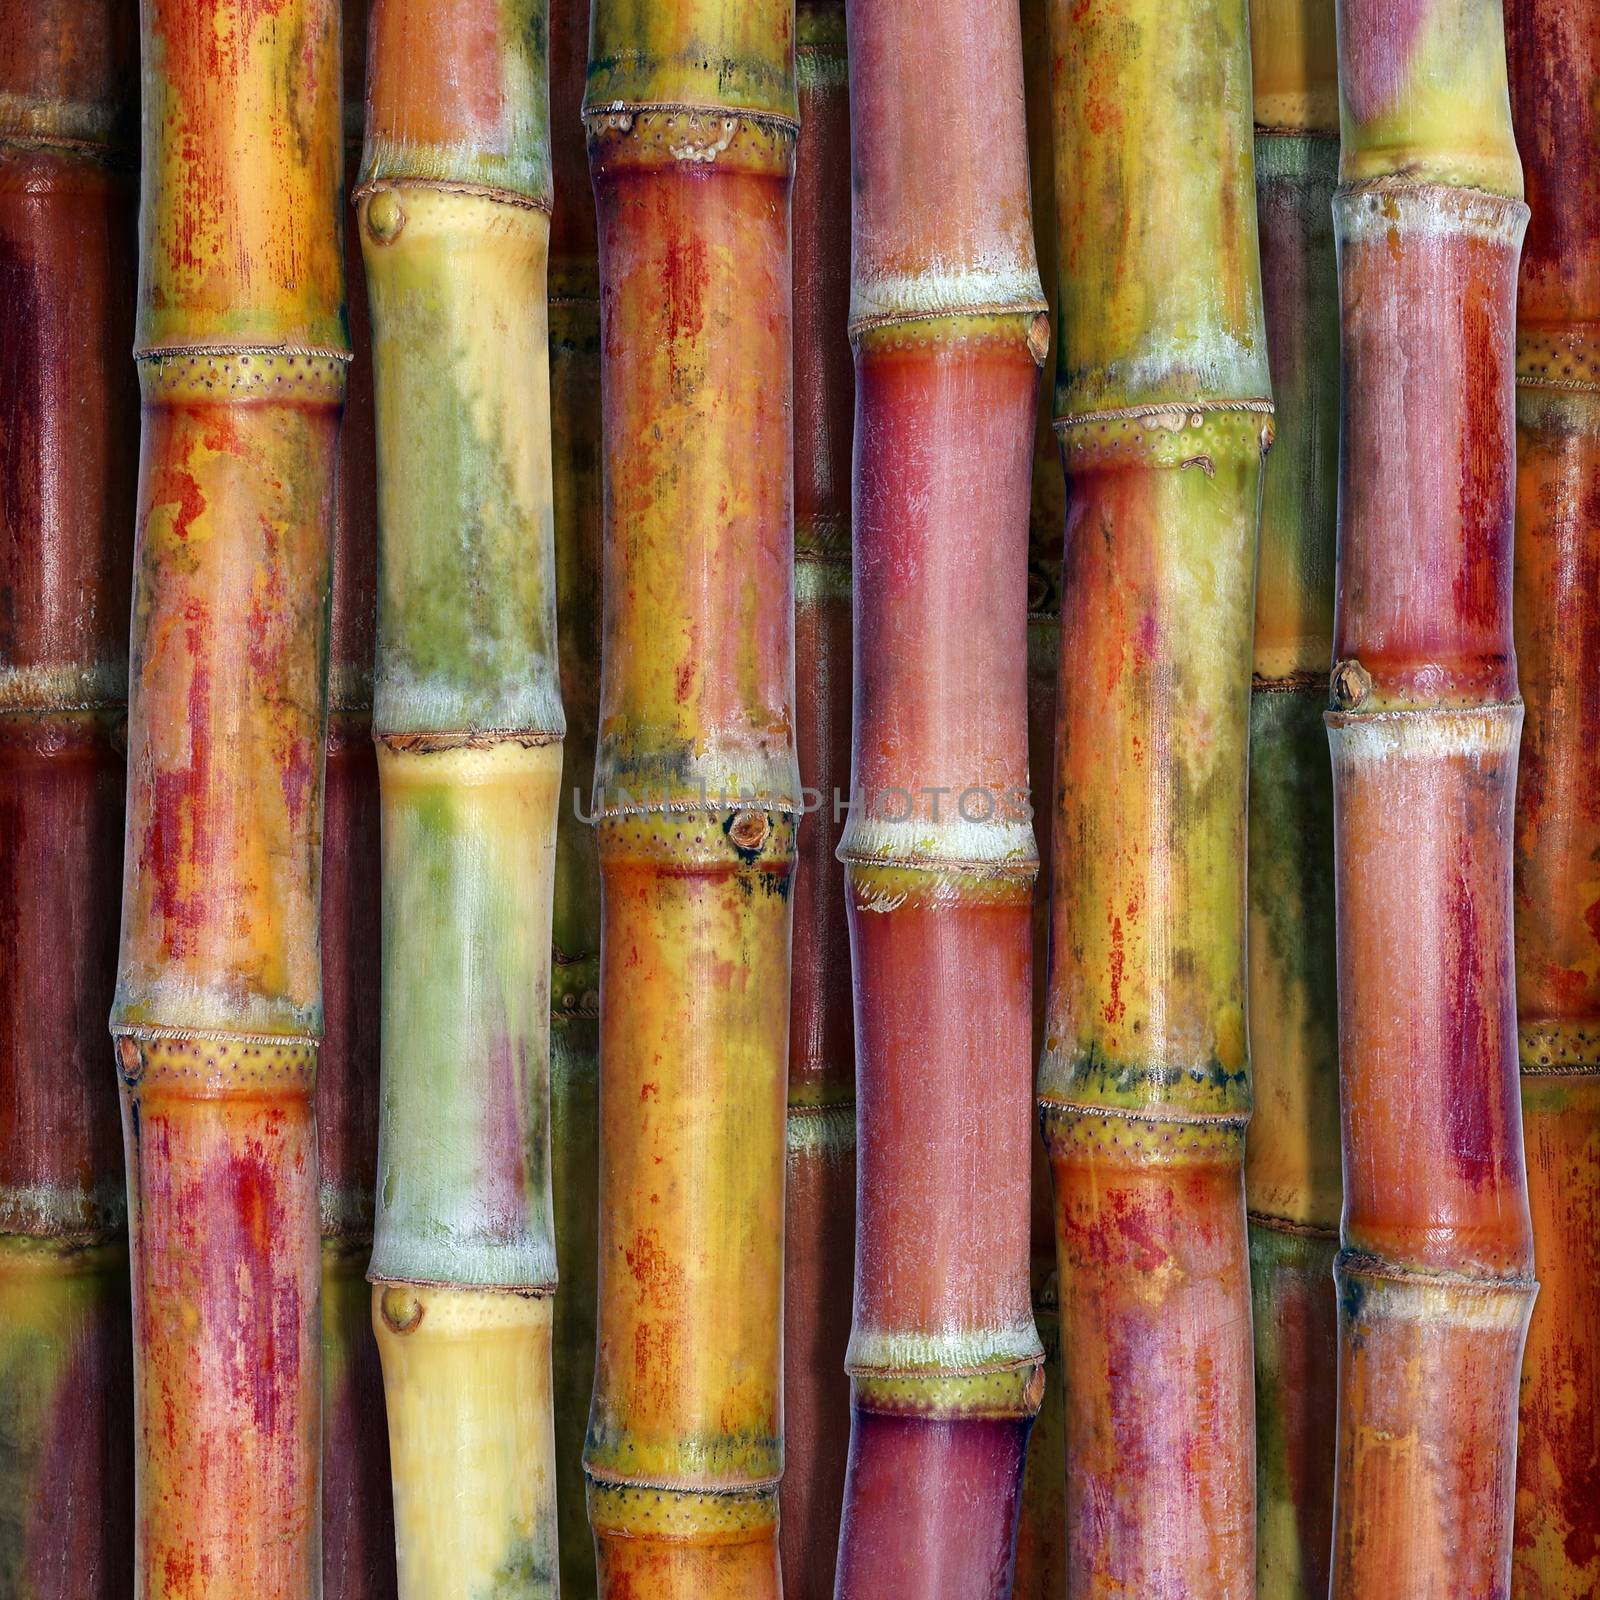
[0, 5, 138, 1592]
[833, 0, 1047, 1592]
[1505, 0, 1600, 1589]
[1327, 0, 1535, 1587]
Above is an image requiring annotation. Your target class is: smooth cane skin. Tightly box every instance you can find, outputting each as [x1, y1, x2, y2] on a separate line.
[1041, 0, 1271, 1588]
[832, 2, 1045, 1595]
[0, 4, 136, 1593]
[581, 5, 799, 1593]
[360, 4, 564, 1593]
[1328, 0, 1534, 1590]
[1247, 0, 1343, 1590]
[112, 4, 346, 1593]
[374, 1286, 559, 1595]
[1506, 0, 1600, 1589]
[549, 0, 603, 1591]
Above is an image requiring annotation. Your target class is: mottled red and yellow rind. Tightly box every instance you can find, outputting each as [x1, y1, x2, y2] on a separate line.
[1514, 1081, 1600, 1597]
[1505, 0, 1600, 1588]
[113, 1, 347, 1593]
[1043, 425, 1263, 1585]
[137, 1, 345, 355]
[1326, 701, 1531, 1591]
[1041, 0, 1269, 1580]
[581, 7, 800, 1593]
[119, 1036, 325, 1597]
[1328, 0, 1533, 1584]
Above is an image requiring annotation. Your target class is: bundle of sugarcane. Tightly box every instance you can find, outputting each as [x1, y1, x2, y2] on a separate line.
[358, 0, 563, 1592]
[0, 3, 137, 1593]
[1325, 0, 1534, 1586]
[548, 0, 602, 1591]
[1041, 0, 1271, 1586]
[1505, 0, 1600, 1589]
[111, 0, 346, 1592]
[581, 3, 799, 1594]
[1245, 0, 1342, 1589]
[782, 4, 856, 1595]
[832, 0, 1046, 1593]
[317, 3, 394, 1594]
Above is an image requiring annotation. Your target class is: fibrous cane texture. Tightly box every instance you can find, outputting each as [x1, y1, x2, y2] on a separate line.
[831, 1, 1046, 1595]
[1506, 0, 1600, 1589]
[1041, 0, 1272, 1588]
[782, 5, 856, 1597]
[0, 3, 137, 1594]
[112, 1, 347, 1594]
[581, 4, 800, 1595]
[359, 1, 564, 1593]
[1327, 0, 1535, 1590]
[1246, 0, 1342, 1590]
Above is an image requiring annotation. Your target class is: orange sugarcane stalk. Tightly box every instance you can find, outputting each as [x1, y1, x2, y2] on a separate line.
[1505, 0, 1600, 1589]
[782, 5, 855, 1597]
[549, 0, 602, 1592]
[581, 4, 799, 1595]
[112, 1, 347, 1594]
[0, 3, 137, 1593]
[317, 4, 394, 1594]
[1246, 0, 1341, 1590]
[832, 1, 1046, 1593]
[1326, 0, 1535, 1588]
[1041, 0, 1271, 1585]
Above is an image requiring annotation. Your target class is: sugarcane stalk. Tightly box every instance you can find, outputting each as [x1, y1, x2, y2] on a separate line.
[112, 1, 347, 1592]
[1326, 0, 1534, 1588]
[0, 5, 137, 1594]
[782, 6, 856, 1597]
[1040, 0, 1271, 1583]
[357, 2, 562, 1592]
[1014, 0, 1068, 1592]
[1245, 0, 1342, 1590]
[832, 2, 1045, 1593]
[580, 5, 799, 1594]
[317, 5, 396, 1594]
[547, 0, 602, 1592]
[1504, 0, 1600, 1590]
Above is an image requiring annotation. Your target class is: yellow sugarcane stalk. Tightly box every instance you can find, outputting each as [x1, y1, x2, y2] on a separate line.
[358, 1, 564, 1591]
